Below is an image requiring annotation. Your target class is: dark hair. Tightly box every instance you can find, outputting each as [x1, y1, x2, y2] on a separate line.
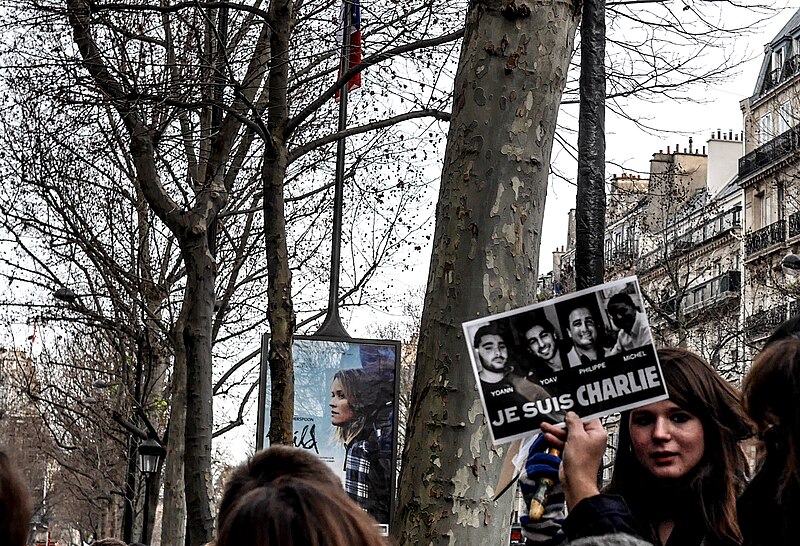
[0, 451, 32, 546]
[517, 312, 556, 338]
[472, 323, 508, 348]
[607, 348, 751, 546]
[607, 292, 636, 309]
[743, 339, 800, 497]
[216, 478, 386, 546]
[331, 368, 392, 445]
[217, 445, 341, 532]
[217, 447, 385, 546]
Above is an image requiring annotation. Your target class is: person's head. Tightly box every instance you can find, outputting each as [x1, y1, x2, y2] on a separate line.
[330, 369, 367, 444]
[0, 451, 32, 546]
[606, 293, 638, 333]
[566, 307, 598, 351]
[522, 316, 559, 363]
[608, 348, 751, 545]
[216, 446, 385, 546]
[472, 324, 509, 374]
[566, 534, 654, 546]
[743, 338, 800, 494]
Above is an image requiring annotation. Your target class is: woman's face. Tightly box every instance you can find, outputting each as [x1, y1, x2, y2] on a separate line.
[628, 399, 705, 480]
[330, 377, 354, 426]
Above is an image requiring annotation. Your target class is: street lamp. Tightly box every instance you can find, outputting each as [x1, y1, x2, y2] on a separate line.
[782, 252, 800, 283]
[138, 437, 165, 545]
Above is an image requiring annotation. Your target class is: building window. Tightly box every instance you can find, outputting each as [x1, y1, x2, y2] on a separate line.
[755, 190, 772, 228]
[759, 112, 773, 145]
[779, 101, 792, 134]
[774, 47, 785, 75]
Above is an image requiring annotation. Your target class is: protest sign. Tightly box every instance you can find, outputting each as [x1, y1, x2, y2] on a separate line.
[462, 276, 668, 445]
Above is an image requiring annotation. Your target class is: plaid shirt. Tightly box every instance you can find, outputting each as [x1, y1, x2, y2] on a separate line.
[344, 439, 371, 508]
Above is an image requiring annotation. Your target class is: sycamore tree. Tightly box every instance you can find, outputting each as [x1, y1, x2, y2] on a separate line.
[398, 0, 773, 543]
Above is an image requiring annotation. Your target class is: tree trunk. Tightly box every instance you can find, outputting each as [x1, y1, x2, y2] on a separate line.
[161, 315, 187, 546]
[263, 0, 296, 446]
[182, 239, 217, 546]
[395, 1, 579, 544]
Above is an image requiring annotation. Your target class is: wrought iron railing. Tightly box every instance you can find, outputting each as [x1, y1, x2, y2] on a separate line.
[605, 240, 638, 267]
[738, 124, 800, 179]
[790, 211, 800, 239]
[746, 306, 787, 340]
[762, 55, 800, 94]
[636, 207, 741, 271]
[745, 219, 786, 256]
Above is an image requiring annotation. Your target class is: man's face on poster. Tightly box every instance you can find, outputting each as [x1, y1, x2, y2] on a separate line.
[567, 307, 598, 350]
[477, 334, 508, 373]
[608, 301, 637, 333]
[525, 325, 557, 361]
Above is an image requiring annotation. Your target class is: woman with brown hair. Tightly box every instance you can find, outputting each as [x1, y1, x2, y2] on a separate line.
[330, 368, 393, 524]
[216, 445, 387, 546]
[531, 348, 752, 546]
[739, 336, 800, 546]
[0, 450, 32, 546]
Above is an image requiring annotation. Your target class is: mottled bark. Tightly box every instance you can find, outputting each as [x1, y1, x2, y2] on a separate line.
[395, 1, 579, 544]
[575, 0, 606, 289]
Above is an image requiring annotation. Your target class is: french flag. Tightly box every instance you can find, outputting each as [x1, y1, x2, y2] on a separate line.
[336, 0, 362, 98]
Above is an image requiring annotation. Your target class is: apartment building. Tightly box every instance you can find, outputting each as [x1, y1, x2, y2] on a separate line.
[739, 10, 800, 346]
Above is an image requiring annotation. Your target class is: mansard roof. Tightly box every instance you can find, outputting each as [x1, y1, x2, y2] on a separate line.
[749, 8, 800, 103]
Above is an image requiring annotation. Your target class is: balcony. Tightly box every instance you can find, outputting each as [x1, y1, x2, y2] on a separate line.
[683, 271, 741, 313]
[738, 125, 800, 180]
[746, 306, 787, 340]
[790, 211, 800, 239]
[635, 207, 741, 272]
[606, 240, 638, 267]
[745, 219, 786, 257]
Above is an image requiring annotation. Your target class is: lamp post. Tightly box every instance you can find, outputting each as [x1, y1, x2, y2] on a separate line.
[138, 437, 165, 545]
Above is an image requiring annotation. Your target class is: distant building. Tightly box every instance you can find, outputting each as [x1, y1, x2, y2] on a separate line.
[553, 131, 746, 380]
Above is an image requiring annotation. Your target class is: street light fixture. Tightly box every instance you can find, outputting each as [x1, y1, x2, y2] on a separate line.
[138, 437, 165, 544]
[782, 252, 800, 282]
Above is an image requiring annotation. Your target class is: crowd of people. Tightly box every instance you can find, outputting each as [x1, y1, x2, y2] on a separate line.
[2, 312, 800, 545]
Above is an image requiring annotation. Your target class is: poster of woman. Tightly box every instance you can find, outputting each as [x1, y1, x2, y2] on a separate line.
[257, 335, 400, 531]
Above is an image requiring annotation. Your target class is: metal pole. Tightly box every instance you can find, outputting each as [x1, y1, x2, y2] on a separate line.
[575, 0, 607, 290]
[142, 474, 152, 544]
[315, 0, 354, 338]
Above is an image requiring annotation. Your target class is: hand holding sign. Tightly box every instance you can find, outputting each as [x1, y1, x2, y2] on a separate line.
[558, 412, 606, 510]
